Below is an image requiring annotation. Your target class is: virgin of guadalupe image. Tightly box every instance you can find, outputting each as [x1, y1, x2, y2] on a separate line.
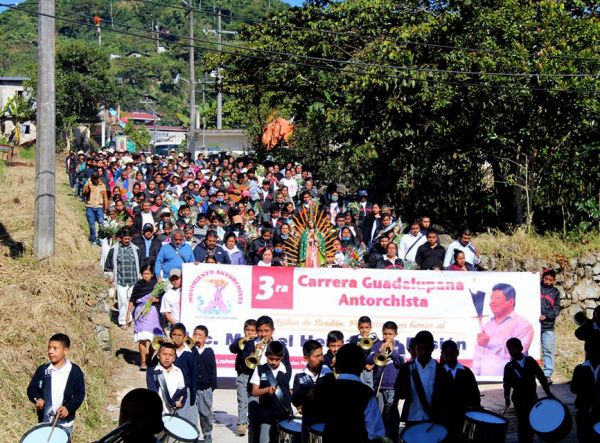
[283, 205, 335, 267]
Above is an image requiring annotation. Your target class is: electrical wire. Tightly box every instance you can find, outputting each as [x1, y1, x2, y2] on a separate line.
[2, 3, 599, 95]
[17, 2, 600, 79]
[130, 0, 600, 63]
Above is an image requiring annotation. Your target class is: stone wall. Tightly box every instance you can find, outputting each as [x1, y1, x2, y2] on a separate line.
[479, 252, 600, 321]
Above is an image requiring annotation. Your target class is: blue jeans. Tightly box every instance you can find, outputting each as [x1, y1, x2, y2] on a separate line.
[541, 330, 556, 377]
[85, 207, 103, 243]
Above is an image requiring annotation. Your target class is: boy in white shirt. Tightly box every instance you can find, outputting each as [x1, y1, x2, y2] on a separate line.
[250, 341, 292, 443]
[146, 342, 187, 413]
[27, 334, 86, 436]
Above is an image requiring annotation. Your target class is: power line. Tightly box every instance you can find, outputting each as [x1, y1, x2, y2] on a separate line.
[22, 2, 600, 80]
[130, 0, 600, 63]
[2, 3, 599, 95]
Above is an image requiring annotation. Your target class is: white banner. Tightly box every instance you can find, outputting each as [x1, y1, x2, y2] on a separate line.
[181, 264, 541, 381]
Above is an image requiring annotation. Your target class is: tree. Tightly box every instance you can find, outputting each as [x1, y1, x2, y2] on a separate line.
[123, 120, 151, 152]
[213, 0, 600, 233]
[1, 94, 33, 145]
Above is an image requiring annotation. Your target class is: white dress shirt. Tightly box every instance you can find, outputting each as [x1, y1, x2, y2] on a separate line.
[50, 360, 73, 426]
[155, 364, 185, 413]
[160, 287, 182, 322]
[408, 358, 437, 421]
[399, 233, 426, 263]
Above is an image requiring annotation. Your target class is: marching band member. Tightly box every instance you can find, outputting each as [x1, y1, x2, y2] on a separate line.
[27, 334, 86, 438]
[324, 330, 344, 371]
[349, 316, 377, 388]
[292, 340, 335, 443]
[169, 324, 197, 423]
[146, 342, 187, 414]
[230, 319, 257, 437]
[367, 321, 405, 442]
[441, 340, 481, 443]
[193, 325, 217, 443]
[243, 316, 292, 443]
[394, 330, 449, 427]
[503, 337, 553, 443]
[250, 341, 292, 443]
[570, 337, 600, 443]
[321, 344, 385, 442]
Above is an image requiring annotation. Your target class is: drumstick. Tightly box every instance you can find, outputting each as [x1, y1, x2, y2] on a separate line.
[501, 406, 508, 416]
[47, 410, 61, 442]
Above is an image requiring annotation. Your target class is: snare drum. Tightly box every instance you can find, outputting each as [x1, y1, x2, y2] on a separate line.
[20, 423, 70, 443]
[400, 422, 448, 443]
[160, 414, 199, 443]
[462, 410, 508, 443]
[529, 397, 572, 442]
[278, 418, 302, 443]
[308, 423, 325, 443]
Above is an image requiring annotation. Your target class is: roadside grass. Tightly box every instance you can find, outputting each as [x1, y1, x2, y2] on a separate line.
[18, 145, 36, 161]
[477, 228, 600, 268]
[0, 155, 113, 442]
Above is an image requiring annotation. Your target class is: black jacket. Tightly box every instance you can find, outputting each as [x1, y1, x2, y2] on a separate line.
[132, 236, 162, 269]
[27, 362, 86, 424]
[503, 356, 551, 406]
[540, 284, 561, 331]
[194, 346, 218, 391]
[322, 377, 373, 443]
[570, 362, 600, 419]
[415, 244, 446, 270]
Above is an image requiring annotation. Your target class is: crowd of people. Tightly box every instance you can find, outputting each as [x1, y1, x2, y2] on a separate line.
[34, 148, 597, 443]
[66, 148, 483, 272]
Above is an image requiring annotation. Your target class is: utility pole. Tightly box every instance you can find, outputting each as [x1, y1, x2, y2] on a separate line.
[188, 2, 196, 151]
[34, 0, 56, 258]
[216, 5, 223, 129]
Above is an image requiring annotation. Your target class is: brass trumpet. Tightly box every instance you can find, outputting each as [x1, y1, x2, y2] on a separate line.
[184, 336, 195, 348]
[151, 336, 166, 349]
[374, 348, 392, 367]
[245, 338, 268, 369]
[359, 334, 376, 351]
[238, 336, 254, 350]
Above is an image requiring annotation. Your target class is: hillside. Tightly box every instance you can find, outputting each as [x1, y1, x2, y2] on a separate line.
[0, 0, 289, 126]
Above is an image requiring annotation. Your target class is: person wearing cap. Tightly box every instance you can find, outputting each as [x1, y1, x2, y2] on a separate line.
[540, 268, 561, 384]
[133, 223, 162, 269]
[160, 268, 183, 327]
[154, 229, 195, 280]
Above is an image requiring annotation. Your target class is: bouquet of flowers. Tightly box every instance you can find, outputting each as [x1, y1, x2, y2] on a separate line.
[99, 219, 123, 239]
[391, 222, 404, 246]
[136, 280, 170, 320]
[163, 192, 179, 220]
[347, 201, 361, 216]
[343, 244, 367, 269]
[255, 164, 266, 179]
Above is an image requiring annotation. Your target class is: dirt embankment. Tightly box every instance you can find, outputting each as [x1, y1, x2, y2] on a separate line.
[0, 155, 114, 442]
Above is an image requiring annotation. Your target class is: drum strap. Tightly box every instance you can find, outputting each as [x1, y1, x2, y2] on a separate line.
[155, 371, 175, 412]
[510, 360, 525, 379]
[265, 369, 292, 417]
[410, 364, 432, 416]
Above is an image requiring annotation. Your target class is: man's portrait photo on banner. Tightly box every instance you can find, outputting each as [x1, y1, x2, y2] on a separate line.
[473, 283, 534, 376]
